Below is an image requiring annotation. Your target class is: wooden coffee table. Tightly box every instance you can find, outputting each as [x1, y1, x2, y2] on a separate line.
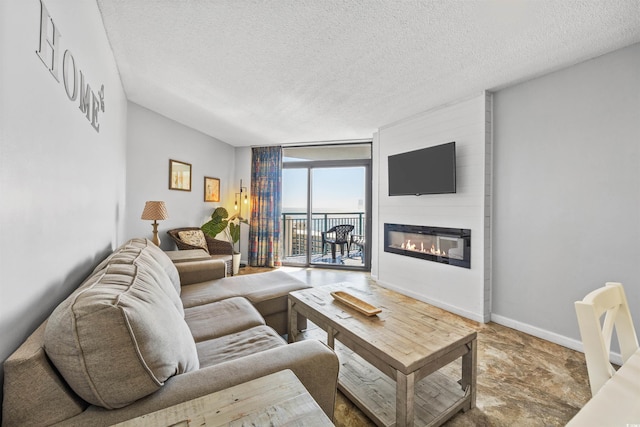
[114, 370, 332, 426]
[288, 282, 477, 427]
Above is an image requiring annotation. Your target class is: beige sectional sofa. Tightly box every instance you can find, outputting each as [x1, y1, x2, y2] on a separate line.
[2, 238, 338, 426]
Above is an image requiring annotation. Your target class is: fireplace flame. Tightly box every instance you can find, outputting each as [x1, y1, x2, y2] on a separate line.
[402, 239, 417, 251]
[399, 240, 446, 257]
[430, 244, 445, 256]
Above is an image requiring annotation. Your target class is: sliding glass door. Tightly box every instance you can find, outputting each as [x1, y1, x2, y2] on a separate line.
[281, 168, 309, 266]
[310, 166, 367, 267]
[281, 145, 371, 270]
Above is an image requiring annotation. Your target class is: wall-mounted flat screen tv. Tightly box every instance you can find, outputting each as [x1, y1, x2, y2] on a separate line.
[388, 141, 456, 196]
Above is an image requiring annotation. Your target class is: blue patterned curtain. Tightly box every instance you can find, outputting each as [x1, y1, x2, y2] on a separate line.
[248, 146, 282, 267]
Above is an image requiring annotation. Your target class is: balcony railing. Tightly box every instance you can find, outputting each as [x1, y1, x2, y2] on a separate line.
[281, 212, 365, 260]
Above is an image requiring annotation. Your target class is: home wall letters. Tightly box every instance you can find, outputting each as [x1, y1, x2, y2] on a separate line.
[36, 0, 105, 132]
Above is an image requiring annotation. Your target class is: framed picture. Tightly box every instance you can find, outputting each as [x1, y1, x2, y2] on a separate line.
[204, 176, 220, 202]
[169, 159, 192, 191]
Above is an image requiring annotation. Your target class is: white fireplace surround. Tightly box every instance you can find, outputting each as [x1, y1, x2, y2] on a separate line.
[372, 92, 493, 323]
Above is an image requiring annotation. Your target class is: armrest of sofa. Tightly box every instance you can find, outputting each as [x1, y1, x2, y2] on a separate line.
[54, 340, 338, 426]
[175, 258, 226, 285]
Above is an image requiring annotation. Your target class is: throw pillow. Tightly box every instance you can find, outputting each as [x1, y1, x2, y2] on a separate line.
[177, 230, 209, 253]
[44, 262, 199, 409]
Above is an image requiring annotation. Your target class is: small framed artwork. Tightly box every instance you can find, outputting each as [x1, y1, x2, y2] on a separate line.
[169, 159, 192, 191]
[204, 177, 220, 202]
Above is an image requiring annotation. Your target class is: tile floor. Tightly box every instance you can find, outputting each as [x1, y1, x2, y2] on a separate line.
[242, 266, 592, 426]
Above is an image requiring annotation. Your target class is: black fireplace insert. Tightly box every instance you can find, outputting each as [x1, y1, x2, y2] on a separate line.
[384, 223, 471, 268]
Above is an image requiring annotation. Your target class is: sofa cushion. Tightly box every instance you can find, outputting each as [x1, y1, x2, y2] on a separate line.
[240, 276, 310, 317]
[124, 238, 182, 294]
[196, 325, 285, 368]
[44, 262, 199, 409]
[180, 280, 237, 308]
[185, 297, 265, 342]
[180, 270, 310, 315]
[99, 247, 185, 316]
[177, 230, 210, 253]
[93, 238, 181, 295]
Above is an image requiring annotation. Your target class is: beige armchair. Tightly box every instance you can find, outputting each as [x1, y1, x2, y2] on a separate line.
[167, 227, 234, 275]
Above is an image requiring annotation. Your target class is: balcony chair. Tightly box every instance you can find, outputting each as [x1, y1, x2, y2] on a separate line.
[574, 282, 639, 396]
[349, 234, 366, 261]
[321, 224, 354, 260]
[167, 227, 234, 275]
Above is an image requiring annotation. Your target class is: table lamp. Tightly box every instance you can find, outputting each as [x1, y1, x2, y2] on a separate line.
[141, 201, 168, 246]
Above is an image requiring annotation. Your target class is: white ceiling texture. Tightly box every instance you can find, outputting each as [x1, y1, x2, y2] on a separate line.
[96, 0, 640, 147]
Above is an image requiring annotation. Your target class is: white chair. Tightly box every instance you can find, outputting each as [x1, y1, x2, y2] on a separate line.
[574, 282, 639, 396]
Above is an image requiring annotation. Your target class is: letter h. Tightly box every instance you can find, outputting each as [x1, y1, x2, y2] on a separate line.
[36, 0, 61, 81]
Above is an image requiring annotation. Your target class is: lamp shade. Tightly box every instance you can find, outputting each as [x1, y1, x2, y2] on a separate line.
[141, 201, 169, 221]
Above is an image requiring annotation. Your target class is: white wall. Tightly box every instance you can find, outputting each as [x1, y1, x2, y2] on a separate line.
[492, 43, 640, 352]
[0, 0, 127, 408]
[374, 93, 492, 322]
[125, 103, 236, 250]
[234, 146, 252, 264]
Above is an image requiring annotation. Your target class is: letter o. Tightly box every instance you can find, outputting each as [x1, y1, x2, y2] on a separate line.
[62, 50, 77, 101]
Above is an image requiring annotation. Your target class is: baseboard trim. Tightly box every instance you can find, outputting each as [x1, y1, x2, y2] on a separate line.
[370, 275, 623, 365]
[490, 314, 583, 351]
[490, 313, 623, 365]
[376, 279, 488, 323]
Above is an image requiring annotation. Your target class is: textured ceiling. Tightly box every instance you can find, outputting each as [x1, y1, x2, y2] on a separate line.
[96, 0, 640, 147]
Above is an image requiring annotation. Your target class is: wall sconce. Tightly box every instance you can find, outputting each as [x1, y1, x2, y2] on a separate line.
[234, 180, 249, 268]
[234, 179, 248, 211]
[141, 201, 168, 246]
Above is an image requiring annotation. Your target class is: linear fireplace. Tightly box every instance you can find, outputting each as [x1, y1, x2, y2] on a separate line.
[384, 223, 471, 268]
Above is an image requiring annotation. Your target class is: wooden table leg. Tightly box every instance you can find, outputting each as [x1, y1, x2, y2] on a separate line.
[461, 338, 477, 410]
[288, 298, 298, 344]
[396, 371, 415, 427]
[327, 326, 335, 349]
